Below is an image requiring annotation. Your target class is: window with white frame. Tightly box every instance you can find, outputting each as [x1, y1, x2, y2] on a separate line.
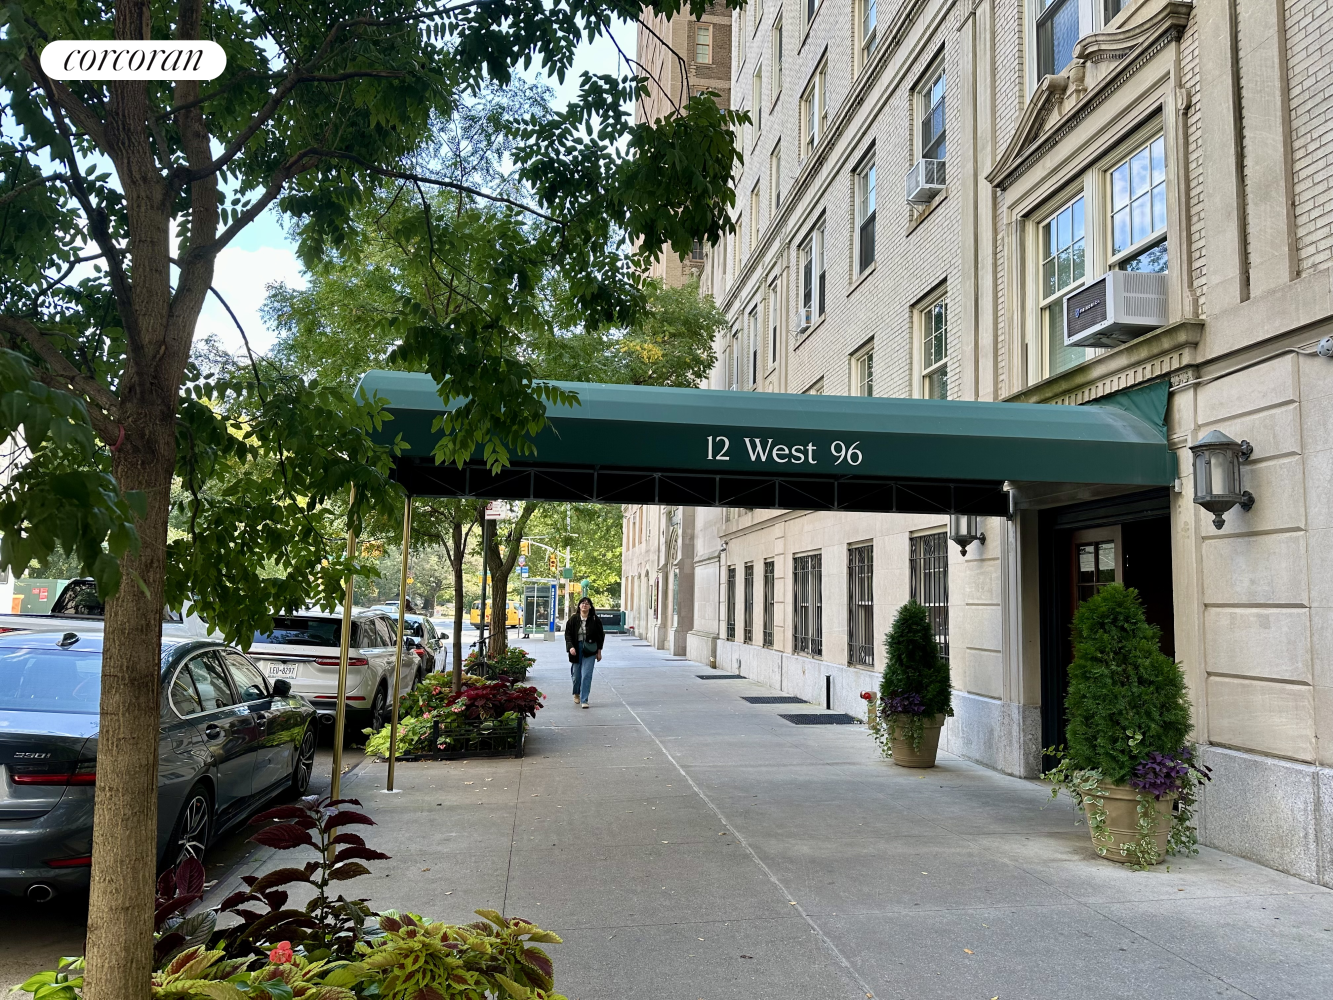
[856, 157, 876, 273]
[798, 222, 825, 328]
[772, 18, 783, 97]
[695, 24, 711, 64]
[747, 305, 760, 387]
[1104, 0, 1131, 21]
[801, 62, 827, 157]
[918, 64, 946, 161]
[1039, 194, 1087, 375]
[805, 0, 818, 29]
[749, 183, 761, 248]
[1036, 0, 1079, 79]
[752, 66, 763, 133]
[770, 143, 782, 214]
[736, 12, 746, 69]
[919, 291, 948, 399]
[858, 0, 878, 71]
[751, 0, 763, 31]
[728, 329, 739, 389]
[1110, 135, 1168, 273]
[768, 281, 780, 368]
[853, 344, 874, 396]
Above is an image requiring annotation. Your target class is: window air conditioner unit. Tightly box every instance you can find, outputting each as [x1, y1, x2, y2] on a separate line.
[800, 306, 813, 329]
[1063, 270, 1169, 349]
[905, 158, 946, 204]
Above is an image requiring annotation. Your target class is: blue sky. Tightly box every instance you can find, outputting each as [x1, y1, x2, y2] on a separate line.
[202, 19, 638, 356]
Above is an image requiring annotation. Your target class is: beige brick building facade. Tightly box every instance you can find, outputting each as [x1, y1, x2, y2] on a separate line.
[625, 0, 1333, 885]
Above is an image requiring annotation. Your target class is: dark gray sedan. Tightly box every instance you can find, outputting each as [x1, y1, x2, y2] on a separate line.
[0, 628, 316, 901]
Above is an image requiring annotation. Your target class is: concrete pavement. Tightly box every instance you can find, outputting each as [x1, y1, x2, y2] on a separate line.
[214, 635, 1333, 998]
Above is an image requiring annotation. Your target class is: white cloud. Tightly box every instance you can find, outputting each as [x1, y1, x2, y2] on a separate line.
[192, 244, 306, 356]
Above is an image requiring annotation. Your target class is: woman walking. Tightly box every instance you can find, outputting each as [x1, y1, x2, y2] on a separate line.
[566, 596, 605, 708]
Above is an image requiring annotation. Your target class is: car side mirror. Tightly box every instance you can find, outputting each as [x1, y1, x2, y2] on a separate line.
[272, 679, 292, 697]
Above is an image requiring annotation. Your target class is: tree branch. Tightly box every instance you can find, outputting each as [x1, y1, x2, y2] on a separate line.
[0, 174, 73, 208]
[0, 314, 121, 426]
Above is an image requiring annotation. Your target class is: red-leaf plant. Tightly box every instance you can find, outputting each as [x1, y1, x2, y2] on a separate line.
[211, 794, 389, 960]
[153, 856, 214, 967]
[442, 679, 543, 721]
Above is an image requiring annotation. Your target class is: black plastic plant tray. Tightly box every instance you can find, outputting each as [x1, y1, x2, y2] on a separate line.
[742, 696, 807, 704]
[695, 673, 744, 679]
[401, 715, 527, 760]
[778, 713, 859, 725]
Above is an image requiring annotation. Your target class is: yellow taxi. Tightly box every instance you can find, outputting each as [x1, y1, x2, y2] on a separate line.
[470, 600, 521, 626]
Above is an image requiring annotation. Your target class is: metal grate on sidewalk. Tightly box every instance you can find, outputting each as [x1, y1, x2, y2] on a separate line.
[778, 713, 860, 725]
[742, 696, 807, 704]
[695, 673, 744, 679]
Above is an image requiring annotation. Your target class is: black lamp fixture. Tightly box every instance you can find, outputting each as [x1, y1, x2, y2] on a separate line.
[1188, 429, 1254, 529]
[948, 514, 986, 556]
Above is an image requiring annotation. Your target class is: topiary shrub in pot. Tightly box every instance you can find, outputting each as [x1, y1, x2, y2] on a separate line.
[871, 599, 953, 767]
[1045, 584, 1210, 867]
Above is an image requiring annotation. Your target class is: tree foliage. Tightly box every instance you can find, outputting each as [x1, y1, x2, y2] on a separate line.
[1064, 584, 1193, 784]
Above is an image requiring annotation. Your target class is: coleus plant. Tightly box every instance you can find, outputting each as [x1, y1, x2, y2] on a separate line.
[212, 795, 389, 960]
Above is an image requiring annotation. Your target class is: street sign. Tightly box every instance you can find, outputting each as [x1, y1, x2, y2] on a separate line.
[484, 501, 512, 520]
[560, 567, 574, 579]
[520, 566, 529, 578]
[517, 554, 527, 567]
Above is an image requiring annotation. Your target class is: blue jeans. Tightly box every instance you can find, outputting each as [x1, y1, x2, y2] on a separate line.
[571, 655, 596, 703]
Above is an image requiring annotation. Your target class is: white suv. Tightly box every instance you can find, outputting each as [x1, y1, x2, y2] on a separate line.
[247, 609, 420, 732]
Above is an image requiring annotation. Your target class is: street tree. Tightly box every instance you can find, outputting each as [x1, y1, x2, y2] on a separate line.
[0, 3, 743, 996]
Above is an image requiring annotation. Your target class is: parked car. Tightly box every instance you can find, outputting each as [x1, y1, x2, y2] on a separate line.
[246, 609, 417, 731]
[0, 628, 316, 901]
[401, 613, 446, 675]
[0, 577, 205, 635]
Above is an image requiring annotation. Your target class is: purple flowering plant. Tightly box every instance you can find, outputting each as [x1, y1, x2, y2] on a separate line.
[1129, 747, 1212, 799]
[882, 691, 926, 716]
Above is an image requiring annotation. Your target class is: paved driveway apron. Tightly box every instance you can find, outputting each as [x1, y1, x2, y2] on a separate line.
[325, 636, 1332, 1000]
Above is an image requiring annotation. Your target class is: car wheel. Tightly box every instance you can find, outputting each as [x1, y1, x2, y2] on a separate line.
[291, 726, 316, 796]
[169, 785, 212, 868]
[369, 684, 390, 732]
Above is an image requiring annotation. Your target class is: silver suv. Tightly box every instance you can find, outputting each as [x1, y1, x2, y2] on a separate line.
[247, 609, 419, 732]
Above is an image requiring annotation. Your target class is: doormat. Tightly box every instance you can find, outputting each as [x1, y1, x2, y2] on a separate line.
[695, 673, 744, 679]
[778, 713, 859, 725]
[742, 696, 807, 704]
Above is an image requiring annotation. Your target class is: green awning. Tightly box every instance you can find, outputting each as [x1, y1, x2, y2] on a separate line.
[356, 371, 1176, 516]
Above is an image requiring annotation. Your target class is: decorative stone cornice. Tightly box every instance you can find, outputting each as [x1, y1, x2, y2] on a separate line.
[987, 0, 1194, 191]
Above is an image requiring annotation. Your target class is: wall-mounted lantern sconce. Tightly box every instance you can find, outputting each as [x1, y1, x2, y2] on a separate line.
[948, 514, 986, 556]
[1188, 430, 1254, 529]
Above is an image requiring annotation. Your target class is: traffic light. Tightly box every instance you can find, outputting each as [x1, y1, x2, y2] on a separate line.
[548, 553, 557, 572]
[520, 540, 530, 555]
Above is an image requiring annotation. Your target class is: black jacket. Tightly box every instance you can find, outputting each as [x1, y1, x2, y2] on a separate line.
[565, 610, 605, 663]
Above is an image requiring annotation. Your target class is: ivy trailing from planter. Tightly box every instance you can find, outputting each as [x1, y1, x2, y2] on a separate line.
[1044, 585, 1210, 868]
[871, 600, 953, 756]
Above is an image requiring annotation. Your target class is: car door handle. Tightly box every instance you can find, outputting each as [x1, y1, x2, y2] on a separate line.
[204, 723, 222, 741]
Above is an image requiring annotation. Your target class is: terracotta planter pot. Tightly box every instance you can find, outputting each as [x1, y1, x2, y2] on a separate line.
[1085, 782, 1175, 864]
[888, 714, 945, 768]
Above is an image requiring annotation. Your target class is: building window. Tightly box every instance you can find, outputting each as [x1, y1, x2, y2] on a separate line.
[770, 143, 782, 214]
[672, 568, 680, 625]
[696, 24, 712, 64]
[743, 563, 754, 643]
[750, 184, 760, 248]
[726, 565, 736, 640]
[804, 377, 824, 395]
[1104, 0, 1130, 24]
[1040, 194, 1086, 376]
[736, 12, 746, 68]
[806, 0, 817, 28]
[747, 305, 760, 387]
[919, 65, 946, 161]
[751, 0, 763, 31]
[768, 281, 780, 368]
[859, 0, 878, 70]
[920, 292, 948, 399]
[1037, 0, 1079, 79]
[729, 329, 739, 389]
[691, 239, 705, 261]
[847, 543, 874, 666]
[1110, 135, 1168, 273]
[792, 552, 822, 657]
[801, 63, 827, 156]
[853, 346, 874, 396]
[752, 66, 763, 133]
[798, 223, 825, 328]
[856, 158, 876, 273]
[909, 532, 949, 662]
[762, 559, 775, 646]
[773, 19, 784, 99]
[1076, 539, 1117, 605]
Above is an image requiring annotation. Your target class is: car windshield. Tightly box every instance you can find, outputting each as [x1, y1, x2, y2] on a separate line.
[0, 647, 102, 713]
[253, 617, 341, 647]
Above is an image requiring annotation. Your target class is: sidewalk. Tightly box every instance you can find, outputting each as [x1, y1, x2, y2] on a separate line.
[235, 635, 1333, 1000]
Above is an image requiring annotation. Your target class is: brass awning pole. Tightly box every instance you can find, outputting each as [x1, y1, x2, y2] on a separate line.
[387, 496, 412, 791]
[330, 484, 356, 801]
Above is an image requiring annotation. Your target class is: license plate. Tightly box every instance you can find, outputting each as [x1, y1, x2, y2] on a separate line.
[261, 661, 299, 679]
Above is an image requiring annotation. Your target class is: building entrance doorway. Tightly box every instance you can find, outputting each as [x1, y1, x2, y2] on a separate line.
[1038, 489, 1175, 758]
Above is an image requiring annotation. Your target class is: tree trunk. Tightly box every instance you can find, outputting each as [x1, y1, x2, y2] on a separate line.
[84, 398, 177, 1000]
[451, 519, 464, 693]
[486, 503, 536, 657]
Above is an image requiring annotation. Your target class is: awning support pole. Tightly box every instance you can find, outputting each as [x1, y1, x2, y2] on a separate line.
[331, 484, 356, 801]
[387, 496, 412, 791]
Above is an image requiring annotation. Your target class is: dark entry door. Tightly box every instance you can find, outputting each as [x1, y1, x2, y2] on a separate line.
[1039, 489, 1175, 759]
